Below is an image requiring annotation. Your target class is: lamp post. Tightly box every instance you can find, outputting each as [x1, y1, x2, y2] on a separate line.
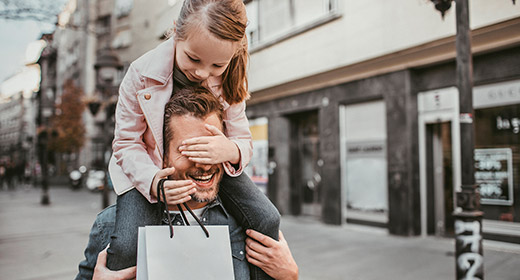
[91, 47, 122, 209]
[431, 0, 515, 279]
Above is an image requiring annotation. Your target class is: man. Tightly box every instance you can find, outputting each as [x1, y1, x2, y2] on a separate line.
[76, 88, 298, 280]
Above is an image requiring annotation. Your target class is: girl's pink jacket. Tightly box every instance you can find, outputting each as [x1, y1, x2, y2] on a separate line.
[108, 38, 253, 202]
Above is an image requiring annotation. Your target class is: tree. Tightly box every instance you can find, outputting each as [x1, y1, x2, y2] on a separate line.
[48, 79, 86, 155]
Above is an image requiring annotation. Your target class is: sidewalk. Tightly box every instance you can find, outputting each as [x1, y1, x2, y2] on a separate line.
[1, 186, 519, 280]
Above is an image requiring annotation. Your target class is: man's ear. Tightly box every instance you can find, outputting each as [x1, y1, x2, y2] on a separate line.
[162, 156, 168, 169]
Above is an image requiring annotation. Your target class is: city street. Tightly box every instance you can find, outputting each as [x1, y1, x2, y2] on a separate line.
[1, 185, 519, 280]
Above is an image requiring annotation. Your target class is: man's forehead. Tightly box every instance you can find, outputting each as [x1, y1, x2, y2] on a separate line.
[170, 113, 223, 141]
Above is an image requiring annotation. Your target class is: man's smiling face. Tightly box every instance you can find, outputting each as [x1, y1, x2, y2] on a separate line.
[164, 113, 224, 208]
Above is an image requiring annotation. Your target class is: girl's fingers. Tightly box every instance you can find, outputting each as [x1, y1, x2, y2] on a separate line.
[156, 167, 176, 177]
[167, 194, 193, 205]
[205, 124, 225, 136]
[187, 157, 215, 164]
[182, 137, 210, 145]
[163, 180, 193, 189]
[181, 151, 210, 158]
[164, 183, 195, 194]
[179, 144, 207, 152]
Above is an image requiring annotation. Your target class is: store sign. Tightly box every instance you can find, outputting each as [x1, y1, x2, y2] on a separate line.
[346, 141, 386, 158]
[474, 148, 514, 206]
[496, 116, 520, 134]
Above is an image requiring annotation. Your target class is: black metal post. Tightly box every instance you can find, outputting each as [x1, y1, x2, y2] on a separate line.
[101, 86, 110, 210]
[453, 0, 483, 279]
[37, 84, 50, 205]
[38, 131, 50, 205]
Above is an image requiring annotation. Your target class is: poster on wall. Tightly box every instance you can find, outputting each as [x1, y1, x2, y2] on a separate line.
[245, 117, 269, 194]
[474, 148, 514, 206]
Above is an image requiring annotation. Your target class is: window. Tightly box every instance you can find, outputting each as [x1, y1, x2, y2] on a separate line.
[246, 0, 339, 50]
[115, 0, 134, 18]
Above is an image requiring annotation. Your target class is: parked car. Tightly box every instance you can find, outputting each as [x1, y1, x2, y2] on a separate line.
[85, 170, 105, 191]
[69, 169, 83, 190]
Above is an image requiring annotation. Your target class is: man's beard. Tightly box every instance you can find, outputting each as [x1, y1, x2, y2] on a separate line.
[190, 184, 219, 203]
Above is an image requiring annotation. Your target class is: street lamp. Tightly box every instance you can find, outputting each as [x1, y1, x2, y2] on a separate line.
[430, 0, 515, 279]
[90, 47, 122, 209]
[431, 0, 452, 18]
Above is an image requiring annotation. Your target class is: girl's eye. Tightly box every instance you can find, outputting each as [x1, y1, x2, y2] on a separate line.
[213, 64, 225, 68]
[188, 55, 199, 62]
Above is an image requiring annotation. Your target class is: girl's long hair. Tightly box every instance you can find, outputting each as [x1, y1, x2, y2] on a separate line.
[175, 0, 249, 105]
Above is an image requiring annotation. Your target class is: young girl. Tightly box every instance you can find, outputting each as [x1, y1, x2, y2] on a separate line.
[106, 0, 280, 279]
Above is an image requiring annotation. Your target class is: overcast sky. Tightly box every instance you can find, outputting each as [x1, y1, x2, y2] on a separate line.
[0, 18, 57, 84]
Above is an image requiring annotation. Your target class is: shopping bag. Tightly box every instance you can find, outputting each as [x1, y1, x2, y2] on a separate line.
[137, 225, 234, 280]
[136, 178, 235, 280]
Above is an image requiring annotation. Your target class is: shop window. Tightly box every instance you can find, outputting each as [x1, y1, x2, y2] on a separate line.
[474, 80, 520, 224]
[244, 117, 269, 194]
[340, 100, 388, 225]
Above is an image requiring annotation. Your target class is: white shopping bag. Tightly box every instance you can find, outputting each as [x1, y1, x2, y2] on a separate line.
[137, 226, 234, 280]
[137, 179, 235, 279]
[137, 225, 235, 280]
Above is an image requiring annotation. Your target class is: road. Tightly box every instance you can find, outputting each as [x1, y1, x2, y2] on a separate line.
[1, 186, 519, 280]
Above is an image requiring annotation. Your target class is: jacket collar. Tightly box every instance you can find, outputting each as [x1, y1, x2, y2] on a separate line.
[140, 37, 176, 84]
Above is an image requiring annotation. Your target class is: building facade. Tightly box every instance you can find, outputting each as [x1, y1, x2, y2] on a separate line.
[0, 46, 42, 180]
[244, 0, 520, 242]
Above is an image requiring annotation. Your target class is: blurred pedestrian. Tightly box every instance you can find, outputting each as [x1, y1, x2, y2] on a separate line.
[24, 162, 32, 187]
[0, 163, 5, 190]
[5, 160, 15, 191]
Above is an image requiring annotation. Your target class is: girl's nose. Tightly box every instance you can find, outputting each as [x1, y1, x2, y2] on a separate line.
[194, 68, 209, 80]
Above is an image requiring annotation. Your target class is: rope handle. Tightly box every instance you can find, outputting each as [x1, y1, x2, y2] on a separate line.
[156, 178, 210, 238]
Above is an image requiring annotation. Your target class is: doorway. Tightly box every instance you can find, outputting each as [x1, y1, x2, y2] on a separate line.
[418, 87, 461, 236]
[426, 122, 455, 236]
[289, 111, 321, 218]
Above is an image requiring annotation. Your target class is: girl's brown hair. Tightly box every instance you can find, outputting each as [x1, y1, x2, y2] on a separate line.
[175, 0, 249, 105]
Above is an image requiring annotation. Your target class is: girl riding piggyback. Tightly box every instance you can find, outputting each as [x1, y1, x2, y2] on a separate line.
[106, 0, 280, 279]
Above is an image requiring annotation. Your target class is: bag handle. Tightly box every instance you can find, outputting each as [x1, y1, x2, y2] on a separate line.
[157, 178, 174, 238]
[157, 178, 210, 238]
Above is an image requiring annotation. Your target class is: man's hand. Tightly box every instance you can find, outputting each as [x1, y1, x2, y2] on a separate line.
[93, 247, 136, 280]
[150, 167, 196, 204]
[246, 230, 299, 280]
[179, 124, 240, 165]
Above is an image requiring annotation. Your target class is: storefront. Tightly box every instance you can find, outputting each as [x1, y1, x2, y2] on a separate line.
[474, 80, 520, 242]
[417, 79, 520, 241]
[246, 45, 520, 242]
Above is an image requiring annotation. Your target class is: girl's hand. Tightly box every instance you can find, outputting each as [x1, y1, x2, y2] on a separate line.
[150, 167, 196, 205]
[179, 124, 240, 165]
[245, 230, 299, 280]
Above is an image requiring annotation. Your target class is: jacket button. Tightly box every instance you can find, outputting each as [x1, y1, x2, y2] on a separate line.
[144, 93, 151, 100]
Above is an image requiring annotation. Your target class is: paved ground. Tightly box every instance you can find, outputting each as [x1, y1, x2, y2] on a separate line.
[1, 186, 519, 280]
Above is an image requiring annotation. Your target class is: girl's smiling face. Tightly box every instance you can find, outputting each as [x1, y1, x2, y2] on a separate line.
[175, 24, 239, 83]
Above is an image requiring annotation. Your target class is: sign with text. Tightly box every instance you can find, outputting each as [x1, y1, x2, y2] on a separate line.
[474, 148, 514, 206]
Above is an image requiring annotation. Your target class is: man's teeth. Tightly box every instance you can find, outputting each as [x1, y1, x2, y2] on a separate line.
[191, 174, 213, 182]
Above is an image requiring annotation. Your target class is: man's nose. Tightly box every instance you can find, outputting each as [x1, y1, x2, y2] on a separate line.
[194, 162, 212, 171]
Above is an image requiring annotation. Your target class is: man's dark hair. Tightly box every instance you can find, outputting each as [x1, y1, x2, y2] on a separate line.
[163, 86, 224, 157]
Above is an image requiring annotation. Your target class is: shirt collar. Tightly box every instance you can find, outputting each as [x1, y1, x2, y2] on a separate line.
[202, 195, 229, 219]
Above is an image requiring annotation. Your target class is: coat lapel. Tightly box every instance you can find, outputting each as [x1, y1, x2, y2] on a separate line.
[136, 81, 172, 160]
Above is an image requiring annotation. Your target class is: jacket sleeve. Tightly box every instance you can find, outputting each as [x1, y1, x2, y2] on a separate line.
[112, 63, 160, 202]
[222, 100, 253, 177]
